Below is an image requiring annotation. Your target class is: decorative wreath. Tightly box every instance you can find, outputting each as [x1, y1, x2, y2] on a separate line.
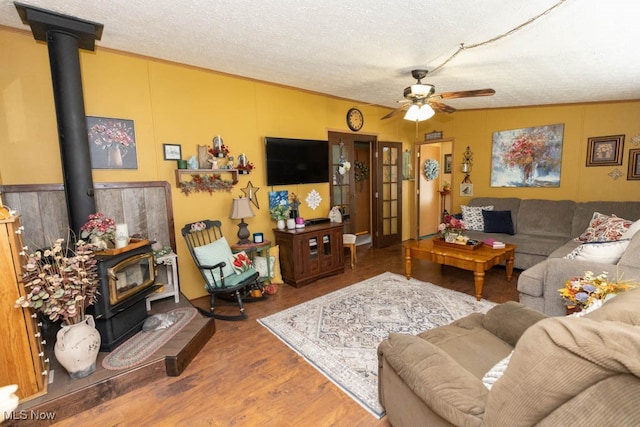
[354, 160, 369, 182]
[423, 159, 440, 181]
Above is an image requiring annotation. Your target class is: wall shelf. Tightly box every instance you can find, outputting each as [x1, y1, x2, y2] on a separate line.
[175, 169, 239, 187]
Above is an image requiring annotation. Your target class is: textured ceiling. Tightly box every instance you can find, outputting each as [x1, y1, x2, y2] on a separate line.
[2, 0, 640, 116]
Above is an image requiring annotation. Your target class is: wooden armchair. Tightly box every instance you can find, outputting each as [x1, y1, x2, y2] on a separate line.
[181, 219, 265, 320]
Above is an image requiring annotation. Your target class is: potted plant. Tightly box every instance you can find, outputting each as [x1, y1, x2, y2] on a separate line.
[79, 212, 116, 249]
[15, 237, 101, 379]
[270, 204, 290, 230]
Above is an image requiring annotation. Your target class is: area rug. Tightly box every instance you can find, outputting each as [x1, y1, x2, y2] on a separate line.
[102, 307, 198, 371]
[257, 272, 496, 419]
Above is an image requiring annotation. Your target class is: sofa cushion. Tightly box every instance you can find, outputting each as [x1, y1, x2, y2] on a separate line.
[576, 212, 632, 242]
[516, 199, 575, 238]
[482, 210, 515, 235]
[619, 232, 640, 269]
[484, 316, 640, 425]
[481, 301, 546, 346]
[572, 201, 640, 237]
[418, 313, 512, 379]
[469, 197, 520, 233]
[564, 239, 630, 264]
[461, 205, 494, 231]
[517, 260, 548, 297]
[622, 219, 640, 239]
[380, 333, 488, 426]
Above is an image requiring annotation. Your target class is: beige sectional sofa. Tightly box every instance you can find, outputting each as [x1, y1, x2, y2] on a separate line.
[377, 286, 640, 426]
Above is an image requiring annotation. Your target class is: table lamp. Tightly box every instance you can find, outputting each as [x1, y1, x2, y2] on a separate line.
[230, 197, 255, 245]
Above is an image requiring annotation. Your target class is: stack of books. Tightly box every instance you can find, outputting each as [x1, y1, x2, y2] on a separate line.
[483, 238, 506, 249]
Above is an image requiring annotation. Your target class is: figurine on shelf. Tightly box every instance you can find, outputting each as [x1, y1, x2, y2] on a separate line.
[188, 155, 199, 170]
[209, 157, 219, 169]
[227, 156, 234, 169]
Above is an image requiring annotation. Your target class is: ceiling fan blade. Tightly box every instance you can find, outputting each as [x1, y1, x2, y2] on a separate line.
[429, 101, 457, 114]
[437, 89, 496, 100]
[381, 103, 410, 120]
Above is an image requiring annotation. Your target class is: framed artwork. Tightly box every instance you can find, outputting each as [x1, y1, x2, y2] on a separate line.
[460, 183, 473, 197]
[87, 116, 138, 169]
[268, 190, 289, 210]
[490, 123, 564, 187]
[443, 154, 452, 173]
[586, 135, 624, 166]
[163, 143, 182, 160]
[628, 149, 640, 180]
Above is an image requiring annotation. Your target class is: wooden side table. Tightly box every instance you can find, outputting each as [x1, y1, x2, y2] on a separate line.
[146, 252, 180, 310]
[231, 240, 272, 283]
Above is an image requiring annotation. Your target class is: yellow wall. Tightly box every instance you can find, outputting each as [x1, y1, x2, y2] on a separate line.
[2, 26, 639, 298]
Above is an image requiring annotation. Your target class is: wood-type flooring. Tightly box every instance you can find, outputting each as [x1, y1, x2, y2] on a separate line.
[27, 240, 520, 426]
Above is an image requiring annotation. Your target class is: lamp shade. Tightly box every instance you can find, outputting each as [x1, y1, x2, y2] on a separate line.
[230, 197, 255, 219]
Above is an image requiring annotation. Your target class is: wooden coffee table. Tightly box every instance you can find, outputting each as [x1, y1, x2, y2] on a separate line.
[403, 238, 515, 301]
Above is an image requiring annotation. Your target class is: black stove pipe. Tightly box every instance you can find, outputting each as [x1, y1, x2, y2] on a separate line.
[15, 3, 104, 235]
[47, 30, 96, 234]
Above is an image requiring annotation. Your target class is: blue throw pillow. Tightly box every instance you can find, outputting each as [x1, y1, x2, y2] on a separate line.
[482, 210, 515, 235]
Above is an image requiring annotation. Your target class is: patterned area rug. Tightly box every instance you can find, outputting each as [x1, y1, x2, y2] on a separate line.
[258, 272, 496, 419]
[102, 307, 198, 370]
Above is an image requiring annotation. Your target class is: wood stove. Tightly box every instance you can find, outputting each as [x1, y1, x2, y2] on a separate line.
[90, 244, 159, 351]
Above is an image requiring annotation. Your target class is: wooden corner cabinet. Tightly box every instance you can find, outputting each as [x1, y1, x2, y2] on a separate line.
[0, 214, 48, 401]
[274, 222, 344, 288]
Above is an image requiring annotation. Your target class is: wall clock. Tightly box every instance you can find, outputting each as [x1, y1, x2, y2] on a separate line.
[346, 108, 364, 132]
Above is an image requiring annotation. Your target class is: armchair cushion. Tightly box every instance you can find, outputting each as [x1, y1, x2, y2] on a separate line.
[481, 301, 546, 347]
[193, 236, 235, 285]
[229, 251, 252, 274]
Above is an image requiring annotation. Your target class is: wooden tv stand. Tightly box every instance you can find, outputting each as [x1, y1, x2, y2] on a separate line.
[274, 222, 344, 287]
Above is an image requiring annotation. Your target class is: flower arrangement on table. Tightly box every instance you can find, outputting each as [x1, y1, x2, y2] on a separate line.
[15, 238, 99, 324]
[438, 214, 466, 243]
[270, 204, 290, 221]
[558, 270, 635, 311]
[80, 213, 116, 247]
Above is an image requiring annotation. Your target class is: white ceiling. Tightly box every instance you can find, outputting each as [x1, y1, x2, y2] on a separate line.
[2, 0, 640, 116]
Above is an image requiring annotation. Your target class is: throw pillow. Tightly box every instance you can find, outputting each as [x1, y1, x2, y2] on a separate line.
[482, 210, 515, 235]
[621, 219, 640, 239]
[229, 251, 252, 274]
[193, 236, 234, 286]
[253, 255, 275, 279]
[461, 205, 494, 231]
[564, 239, 630, 264]
[269, 245, 284, 284]
[482, 351, 513, 390]
[576, 212, 632, 242]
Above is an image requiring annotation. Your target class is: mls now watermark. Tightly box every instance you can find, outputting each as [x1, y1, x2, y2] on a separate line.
[4, 410, 57, 421]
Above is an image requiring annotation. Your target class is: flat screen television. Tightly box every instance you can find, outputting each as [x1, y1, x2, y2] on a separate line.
[265, 137, 329, 186]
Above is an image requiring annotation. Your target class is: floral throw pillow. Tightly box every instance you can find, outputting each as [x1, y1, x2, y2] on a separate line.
[576, 212, 632, 242]
[461, 205, 494, 231]
[229, 251, 252, 274]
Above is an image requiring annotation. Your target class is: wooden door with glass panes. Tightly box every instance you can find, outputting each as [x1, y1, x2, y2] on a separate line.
[329, 137, 354, 233]
[375, 141, 403, 248]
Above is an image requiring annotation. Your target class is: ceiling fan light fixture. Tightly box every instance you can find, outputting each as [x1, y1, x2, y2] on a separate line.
[410, 84, 434, 97]
[404, 103, 435, 122]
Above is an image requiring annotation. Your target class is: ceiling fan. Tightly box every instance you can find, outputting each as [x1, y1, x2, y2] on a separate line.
[381, 69, 495, 121]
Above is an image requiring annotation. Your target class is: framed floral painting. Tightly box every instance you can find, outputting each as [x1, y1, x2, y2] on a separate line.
[586, 135, 624, 166]
[491, 123, 564, 187]
[87, 116, 138, 169]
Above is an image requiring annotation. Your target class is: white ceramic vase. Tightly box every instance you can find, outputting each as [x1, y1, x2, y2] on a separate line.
[54, 315, 101, 379]
[277, 219, 286, 230]
[286, 218, 296, 230]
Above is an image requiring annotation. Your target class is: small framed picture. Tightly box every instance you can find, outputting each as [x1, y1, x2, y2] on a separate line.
[443, 154, 452, 173]
[628, 149, 640, 180]
[586, 135, 624, 166]
[163, 143, 182, 160]
[460, 183, 473, 197]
